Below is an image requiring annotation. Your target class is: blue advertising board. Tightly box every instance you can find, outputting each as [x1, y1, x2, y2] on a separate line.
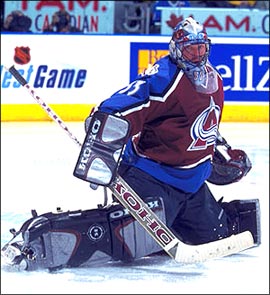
[130, 41, 269, 103]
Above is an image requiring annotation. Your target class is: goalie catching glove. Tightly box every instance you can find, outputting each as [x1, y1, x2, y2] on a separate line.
[207, 135, 252, 185]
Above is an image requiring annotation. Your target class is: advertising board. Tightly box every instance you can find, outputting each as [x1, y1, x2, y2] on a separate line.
[3, 0, 114, 33]
[130, 39, 269, 103]
[159, 7, 269, 37]
[1, 34, 268, 122]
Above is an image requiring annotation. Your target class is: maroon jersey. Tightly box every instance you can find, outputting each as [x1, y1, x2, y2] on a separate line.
[99, 55, 224, 192]
[100, 55, 224, 168]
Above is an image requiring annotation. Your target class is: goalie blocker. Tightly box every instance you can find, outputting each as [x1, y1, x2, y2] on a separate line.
[73, 111, 130, 186]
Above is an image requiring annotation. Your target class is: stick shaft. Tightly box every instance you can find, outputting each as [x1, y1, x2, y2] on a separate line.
[8, 65, 82, 148]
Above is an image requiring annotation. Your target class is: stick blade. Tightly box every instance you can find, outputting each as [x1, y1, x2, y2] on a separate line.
[174, 231, 254, 264]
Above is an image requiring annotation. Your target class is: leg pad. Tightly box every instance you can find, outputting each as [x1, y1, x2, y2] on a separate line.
[221, 199, 261, 245]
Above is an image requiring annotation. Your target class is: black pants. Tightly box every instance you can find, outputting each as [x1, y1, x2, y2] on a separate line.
[119, 164, 229, 245]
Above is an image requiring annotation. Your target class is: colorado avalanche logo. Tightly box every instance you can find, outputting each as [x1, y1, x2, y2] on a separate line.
[14, 47, 31, 65]
[188, 96, 220, 151]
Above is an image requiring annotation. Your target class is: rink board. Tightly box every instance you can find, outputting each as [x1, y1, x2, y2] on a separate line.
[1, 103, 268, 122]
[1, 34, 268, 122]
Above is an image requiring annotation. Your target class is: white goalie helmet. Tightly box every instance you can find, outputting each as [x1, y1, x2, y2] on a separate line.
[169, 17, 211, 70]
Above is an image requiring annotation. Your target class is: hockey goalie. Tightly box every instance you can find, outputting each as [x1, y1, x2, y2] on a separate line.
[1, 17, 261, 271]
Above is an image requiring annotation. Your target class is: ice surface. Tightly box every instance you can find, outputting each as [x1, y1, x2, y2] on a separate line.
[1, 122, 269, 294]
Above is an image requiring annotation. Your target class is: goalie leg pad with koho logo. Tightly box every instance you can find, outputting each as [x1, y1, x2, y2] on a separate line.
[1, 197, 165, 271]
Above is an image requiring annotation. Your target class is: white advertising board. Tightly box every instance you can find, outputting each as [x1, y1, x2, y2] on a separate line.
[1, 34, 268, 122]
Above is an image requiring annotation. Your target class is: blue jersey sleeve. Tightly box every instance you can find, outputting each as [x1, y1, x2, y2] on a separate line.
[98, 56, 179, 115]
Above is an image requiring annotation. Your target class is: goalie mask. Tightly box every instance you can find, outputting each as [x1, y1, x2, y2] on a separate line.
[169, 17, 211, 71]
[169, 17, 219, 94]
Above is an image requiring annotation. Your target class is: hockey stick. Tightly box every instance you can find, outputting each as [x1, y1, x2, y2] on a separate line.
[5, 65, 108, 205]
[6, 65, 255, 263]
[111, 175, 254, 263]
[5, 66, 82, 148]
